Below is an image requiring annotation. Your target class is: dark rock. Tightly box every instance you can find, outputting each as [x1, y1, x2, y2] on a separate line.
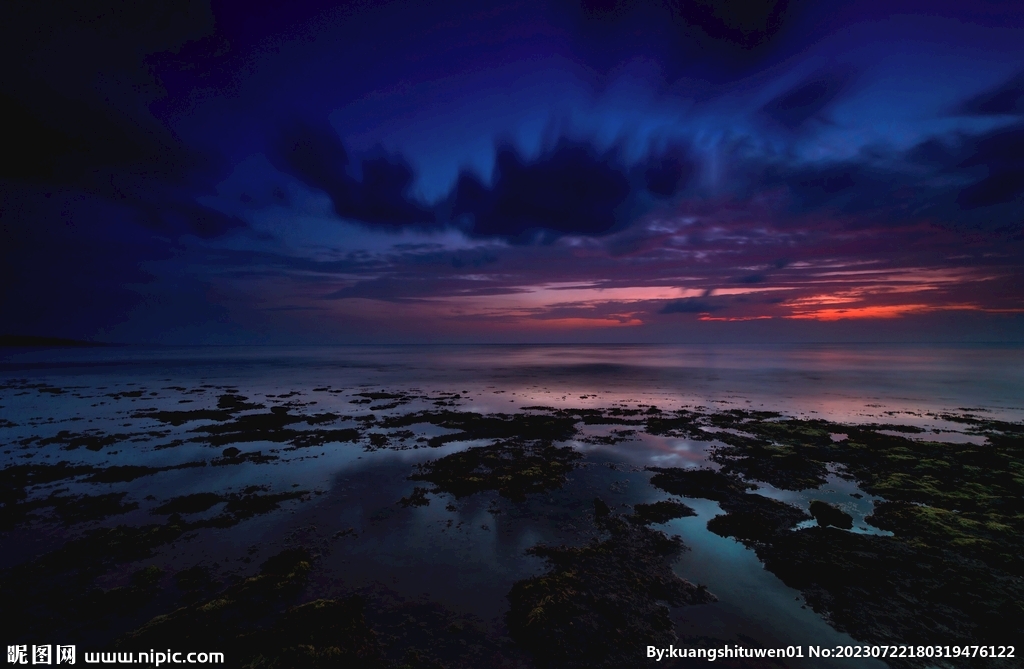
[629, 500, 697, 525]
[808, 500, 853, 529]
[410, 439, 581, 502]
[507, 515, 715, 669]
[647, 467, 754, 501]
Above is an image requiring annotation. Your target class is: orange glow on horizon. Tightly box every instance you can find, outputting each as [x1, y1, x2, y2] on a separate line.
[698, 314, 773, 322]
[312, 261, 1020, 331]
[786, 304, 934, 320]
[785, 302, 1024, 321]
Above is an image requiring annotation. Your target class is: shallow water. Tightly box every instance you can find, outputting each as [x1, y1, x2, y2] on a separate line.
[2, 343, 1021, 665]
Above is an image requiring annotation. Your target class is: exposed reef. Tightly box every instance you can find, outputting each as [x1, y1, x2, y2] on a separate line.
[506, 508, 715, 669]
[649, 467, 810, 544]
[1, 486, 310, 641]
[381, 409, 579, 447]
[4, 384, 1024, 668]
[133, 394, 361, 451]
[808, 500, 853, 529]
[122, 549, 528, 669]
[649, 461, 1024, 668]
[693, 410, 1024, 575]
[122, 548, 316, 650]
[629, 499, 697, 525]
[410, 439, 581, 502]
[391, 409, 583, 501]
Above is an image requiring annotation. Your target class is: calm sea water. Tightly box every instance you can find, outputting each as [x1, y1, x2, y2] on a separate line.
[5, 342, 1023, 415]
[2, 343, 1022, 666]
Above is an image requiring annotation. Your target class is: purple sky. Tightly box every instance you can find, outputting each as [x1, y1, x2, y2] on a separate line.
[3, 0, 1024, 343]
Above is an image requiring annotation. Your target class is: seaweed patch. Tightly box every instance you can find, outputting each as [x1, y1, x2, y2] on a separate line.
[649, 461, 1024, 667]
[506, 508, 715, 669]
[629, 499, 698, 525]
[410, 439, 581, 502]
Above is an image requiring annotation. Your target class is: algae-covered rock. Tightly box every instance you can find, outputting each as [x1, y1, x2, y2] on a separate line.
[410, 440, 581, 502]
[507, 513, 715, 669]
[648, 463, 1024, 668]
[381, 410, 578, 447]
[122, 548, 313, 648]
[629, 500, 697, 525]
[647, 467, 754, 501]
[241, 597, 385, 669]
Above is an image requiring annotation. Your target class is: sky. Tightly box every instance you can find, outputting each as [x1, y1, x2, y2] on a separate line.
[3, 0, 1024, 344]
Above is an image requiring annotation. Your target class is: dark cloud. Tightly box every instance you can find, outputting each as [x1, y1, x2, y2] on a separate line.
[670, 0, 792, 50]
[0, 1, 251, 337]
[957, 170, 1024, 209]
[564, 0, 801, 78]
[433, 110, 1024, 245]
[359, 153, 434, 225]
[726, 119, 1024, 223]
[956, 124, 1024, 209]
[904, 136, 961, 167]
[762, 69, 852, 129]
[324, 278, 433, 302]
[1, 189, 171, 339]
[958, 71, 1024, 116]
[883, 121, 1024, 213]
[324, 276, 524, 301]
[0, 2, 217, 191]
[660, 298, 721, 314]
[0, 95, 82, 182]
[0, 5, 244, 236]
[643, 146, 696, 198]
[452, 140, 632, 242]
[450, 253, 498, 269]
[269, 121, 435, 228]
[563, 2, 1024, 86]
[272, 128, 702, 242]
[269, 122, 349, 202]
[144, 202, 246, 239]
[780, 164, 887, 215]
